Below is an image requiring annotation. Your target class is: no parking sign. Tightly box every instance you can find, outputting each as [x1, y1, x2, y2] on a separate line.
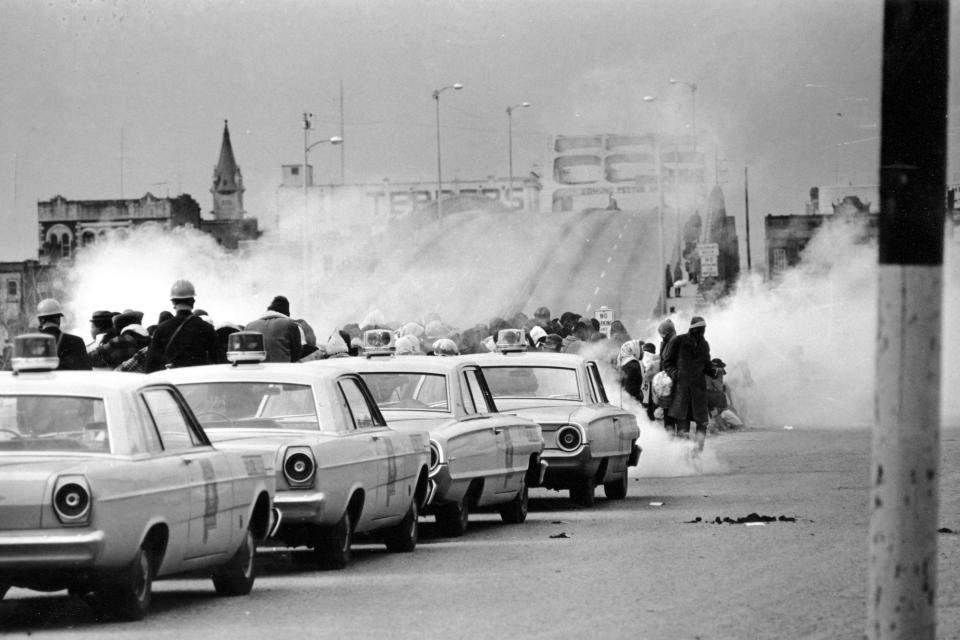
[595, 306, 614, 337]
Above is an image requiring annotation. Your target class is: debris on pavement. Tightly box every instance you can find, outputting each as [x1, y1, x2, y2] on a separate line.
[939, 527, 957, 535]
[549, 532, 570, 539]
[685, 513, 798, 525]
[649, 501, 664, 507]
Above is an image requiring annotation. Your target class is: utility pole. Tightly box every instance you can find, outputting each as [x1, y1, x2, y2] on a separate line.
[744, 166, 752, 272]
[868, 1, 947, 638]
[339, 80, 345, 185]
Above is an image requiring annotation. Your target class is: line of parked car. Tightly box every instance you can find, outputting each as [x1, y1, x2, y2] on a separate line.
[0, 329, 641, 621]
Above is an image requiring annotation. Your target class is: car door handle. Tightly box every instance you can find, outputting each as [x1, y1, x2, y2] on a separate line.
[493, 428, 504, 435]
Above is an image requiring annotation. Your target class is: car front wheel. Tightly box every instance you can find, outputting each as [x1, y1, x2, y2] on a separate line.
[213, 527, 257, 595]
[569, 476, 596, 507]
[499, 480, 529, 524]
[103, 544, 153, 621]
[603, 471, 629, 500]
[436, 496, 469, 537]
[384, 500, 418, 552]
[313, 512, 352, 570]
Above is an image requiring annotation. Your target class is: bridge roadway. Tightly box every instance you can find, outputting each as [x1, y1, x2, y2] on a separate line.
[346, 208, 681, 336]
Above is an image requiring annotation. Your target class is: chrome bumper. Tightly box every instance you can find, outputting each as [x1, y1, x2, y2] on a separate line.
[0, 529, 105, 568]
[273, 490, 325, 522]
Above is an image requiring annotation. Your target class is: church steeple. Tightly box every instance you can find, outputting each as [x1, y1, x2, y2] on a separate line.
[211, 119, 245, 220]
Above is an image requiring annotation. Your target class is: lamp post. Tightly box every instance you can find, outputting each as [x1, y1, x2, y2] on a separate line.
[506, 101, 530, 209]
[432, 83, 463, 222]
[644, 95, 668, 317]
[669, 78, 698, 153]
[301, 112, 343, 301]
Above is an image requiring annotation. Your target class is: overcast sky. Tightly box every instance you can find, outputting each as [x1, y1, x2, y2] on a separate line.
[1, 0, 957, 262]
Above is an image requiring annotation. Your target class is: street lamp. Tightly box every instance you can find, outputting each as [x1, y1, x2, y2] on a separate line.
[643, 95, 668, 317]
[301, 112, 343, 301]
[506, 101, 530, 209]
[668, 78, 698, 153]
[432, 83, 463, 222]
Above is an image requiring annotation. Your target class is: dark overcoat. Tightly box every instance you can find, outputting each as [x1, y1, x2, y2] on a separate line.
[39, 326, 92, 370]
[145, 310, 220, 372]
[662, 332, 717, 423]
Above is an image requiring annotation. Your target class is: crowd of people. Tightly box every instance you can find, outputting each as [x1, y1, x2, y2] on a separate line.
[4, 278, 739, 451]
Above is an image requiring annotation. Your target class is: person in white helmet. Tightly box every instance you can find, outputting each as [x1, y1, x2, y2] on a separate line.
[145, 280, 221, 372]
[36, 298, 92, 370]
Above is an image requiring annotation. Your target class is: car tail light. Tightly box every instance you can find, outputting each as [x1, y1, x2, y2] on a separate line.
[53, 476, 91, 525]
[556, 425, 583, 452]
[429, 440, 443, 476]
[283, 447, 316, 487]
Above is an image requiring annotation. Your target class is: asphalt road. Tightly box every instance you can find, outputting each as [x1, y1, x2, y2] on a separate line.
[4, 425, 960, 639]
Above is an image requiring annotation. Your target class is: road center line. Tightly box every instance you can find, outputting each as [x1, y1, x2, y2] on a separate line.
[606, 256, 612, 264]
[600, 271, 606, 279]
[593, 286, 600, 295]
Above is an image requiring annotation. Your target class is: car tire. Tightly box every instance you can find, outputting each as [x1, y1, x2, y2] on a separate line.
[569, 476, 596, 507]
[499, 480, 529, 524]
[314, 511, 352, 570]
[103, 544, 153, 621]
[384, 500, 418, 552]
[213, 527, 257, 595]
[603, 471, 629, 500]
[436, 496, 469, 537]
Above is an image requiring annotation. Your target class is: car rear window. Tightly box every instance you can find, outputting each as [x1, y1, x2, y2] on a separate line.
[481, 366, 582, 401]
[0, 395, 110, 453]
[177, 382, 321, 431]
[359, 372, 449, 411]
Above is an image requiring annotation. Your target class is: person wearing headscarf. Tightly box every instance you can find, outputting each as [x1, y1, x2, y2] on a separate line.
[656, 318, 679, 431]
[395, 334, 422, 356]
[431, 338, 459, 356]
[640, 342, 660, 420]
[617, 340, 643, 403]
[324, 333, 351, 358]
[399, 322, 425, 339]
[662, 316, 721, 453]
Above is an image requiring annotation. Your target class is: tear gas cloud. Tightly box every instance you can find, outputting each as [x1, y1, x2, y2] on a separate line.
[61, 204, 960, 433]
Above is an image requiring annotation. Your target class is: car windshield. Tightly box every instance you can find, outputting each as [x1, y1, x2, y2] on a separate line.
[481, 366, 582, 402]
[0, 395, 110, 453]
[178, 382, 321, 431]
[359, 372, 449, 411]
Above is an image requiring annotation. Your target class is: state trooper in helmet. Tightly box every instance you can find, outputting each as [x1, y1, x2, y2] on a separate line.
[36, 298, 92, 370]
[145, 280, 221, 372]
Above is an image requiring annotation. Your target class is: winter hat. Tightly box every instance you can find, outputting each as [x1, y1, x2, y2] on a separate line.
[89, 309, 113, 325]
[689, 316, 706, 330]
[657, 318, 675, 338]
[267, 295, 290, 317]
[113, 310, 144, 333]
[158, 310, 174, 324]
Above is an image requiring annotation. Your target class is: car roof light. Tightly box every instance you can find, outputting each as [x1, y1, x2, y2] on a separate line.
[11, 333, 59, 372]
[495, 329, 527, 353]
[226, 331, 267, 365]
[362, 329, 396, 358]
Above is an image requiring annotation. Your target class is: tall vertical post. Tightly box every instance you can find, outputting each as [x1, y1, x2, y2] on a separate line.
[744, 166, 752, 272]
[434, 91, 443, 223]
[302, 112, 311, 304]
[507, 107, 514, 206]
[339, 80, 345, 185]
[656, 136, 666, 316]
[868, 2, 947, 638]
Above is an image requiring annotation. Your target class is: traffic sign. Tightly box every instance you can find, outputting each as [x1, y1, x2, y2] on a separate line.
[595, 306, 614, 337]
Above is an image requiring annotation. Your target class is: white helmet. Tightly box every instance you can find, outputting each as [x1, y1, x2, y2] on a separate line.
[36, 298, 64, 317]
[170, 279, 197, 299]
